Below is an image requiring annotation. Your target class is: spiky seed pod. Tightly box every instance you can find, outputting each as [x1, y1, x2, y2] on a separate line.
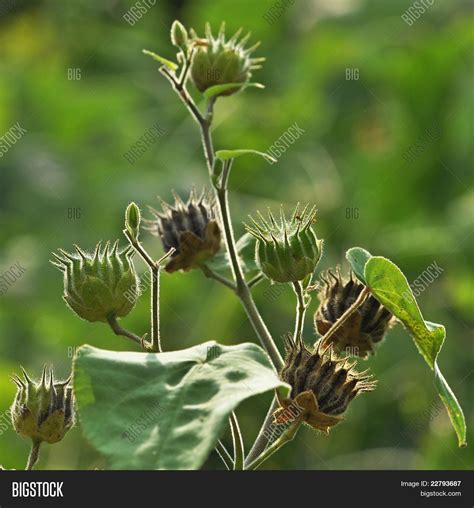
[189, 22, 265, 97]
[51, 241, 138, 323]
[145, 190, 221, 273]
[10, 366, 74, 444]
[275, 337, 376, 433]
[315, 268, 394, 358]
[245, 204, 322, 284]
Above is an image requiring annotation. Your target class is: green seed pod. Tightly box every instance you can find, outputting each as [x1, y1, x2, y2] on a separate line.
[125, 202, 141, 241]
[145, 189, 221, 273]
[171, 20, 188, 48]
[274, 337, 376, 433]
[10, 366, 74, 444]
[189, 22, 265, 97]
[51, 241, 138, 323]
[315, 268, 394, 358]
[245, 205, 323, 283]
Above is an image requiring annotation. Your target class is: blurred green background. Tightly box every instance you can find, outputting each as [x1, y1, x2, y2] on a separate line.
[0, 0, 472, 470]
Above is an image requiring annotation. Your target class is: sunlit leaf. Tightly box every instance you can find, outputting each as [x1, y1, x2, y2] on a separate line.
[216, 149, 276, 164]
[142, 49, 178, 71]
[203, 82, 265, 99]
[74, 342, 290, 469]
[345, 246, 371, 284]
[362, 255, 467, 448]
[206, 232, 258, 274]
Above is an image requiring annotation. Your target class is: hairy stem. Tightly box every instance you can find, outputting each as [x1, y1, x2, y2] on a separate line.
[229, 411, 245, 471]
[107, 314, 142, 346]
[201, 264, 237, 291]
[246, 416, 303, 470]
[292, 281, 307, 345]
[214, 161, 283, 369]
[244, 397, 278, 467]
[216, 440, 233, 470]
[26, 441, 41, 471]
[160, 67, 283, 369]
[248, 273, 265, 288]
[320, 286, 370, 349]
[123, 231, 175, 352]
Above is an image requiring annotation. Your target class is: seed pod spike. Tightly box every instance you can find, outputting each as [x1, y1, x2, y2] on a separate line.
[20, 366, 33, 385]
[240, 31, 252, 47]
[245, 41, 261, 55]
[10, 374, 25, 389]
[255, 210, 271, 230]
[228, 27, 243, 45]
[39, 365, 48, 388]
[58, 249, 75, 262]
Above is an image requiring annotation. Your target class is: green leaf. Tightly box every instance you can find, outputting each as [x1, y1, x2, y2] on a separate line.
[216, 149, 276, 164]
[206, 232, 258, 274]
[142, 49, 178, 71]
[346, 246, 372, 284]
[74, 342, 290, 470]
[203, 82, 265, 100]
[364, 256, 467, 448]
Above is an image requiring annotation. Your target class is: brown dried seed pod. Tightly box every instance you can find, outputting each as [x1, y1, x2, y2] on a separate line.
[274, 336, 376, 434]
[145, 189, 221, 273]
[314, 268, 394, 358]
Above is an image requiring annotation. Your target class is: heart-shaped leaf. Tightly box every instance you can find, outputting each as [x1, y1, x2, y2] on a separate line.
[73, 341, 290, 470]
[203, 82, 265, 100]
[362, 255, 466, 448]
[142, 49, 178, 71]
[216, 149, 276, 164]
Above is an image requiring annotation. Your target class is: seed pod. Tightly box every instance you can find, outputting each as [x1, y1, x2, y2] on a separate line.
[189, 22, 265, 97]
[145, 190, 221, 273]
[51, 241, 138, 323]
[10, 366, 74, 444]
[275, 337, 376, 433]
[315, 268, 394, 358]
[245, 204, 322, 283]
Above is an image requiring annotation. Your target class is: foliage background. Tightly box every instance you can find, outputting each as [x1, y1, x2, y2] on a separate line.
[0, 0, 472, 470]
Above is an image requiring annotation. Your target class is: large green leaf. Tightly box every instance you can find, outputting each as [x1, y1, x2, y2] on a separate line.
[74, 341, 290, 470]
[346, 248, 466, 448]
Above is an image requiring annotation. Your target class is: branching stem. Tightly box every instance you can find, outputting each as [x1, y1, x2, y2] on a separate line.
[246, 416, 303, 470]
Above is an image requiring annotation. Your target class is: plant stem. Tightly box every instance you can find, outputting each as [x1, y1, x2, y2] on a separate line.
[26, 441, 41, 470]
[160, 68, 283, 370]
[248, 273, 265, 288]
[292, 281, 307, 345]
[244, 397, 278, 467]
[106, 314, 142, 346]
[201, 264, 237, 291]
[215, 166, 284, 370]
[216, 440, 233, 470]
[320, 286, 370, 349]
[246, 416, 303, 470]
[229, 411, 245, 471]
[123, 231, 175, 353]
